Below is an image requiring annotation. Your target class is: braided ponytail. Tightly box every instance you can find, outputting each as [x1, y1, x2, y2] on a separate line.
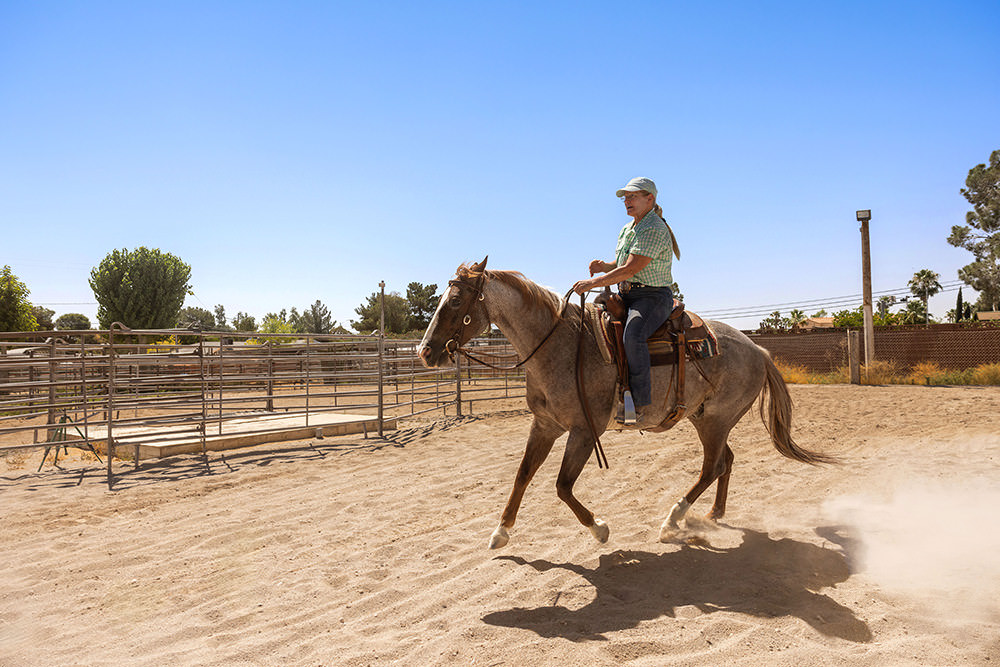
[654, 199, 681, 260]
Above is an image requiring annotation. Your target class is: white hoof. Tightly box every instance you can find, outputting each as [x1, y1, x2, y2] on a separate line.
[589, 518, 610, 543]
[660, 498, 691, 540]
[489, 525, 509, 550]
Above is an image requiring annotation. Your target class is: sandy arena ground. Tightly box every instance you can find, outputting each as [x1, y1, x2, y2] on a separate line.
[2, 384, 999, 666]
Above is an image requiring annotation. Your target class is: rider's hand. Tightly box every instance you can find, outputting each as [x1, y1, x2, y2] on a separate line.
[572, 279, 595, 295]
[588, 259, 608, 276]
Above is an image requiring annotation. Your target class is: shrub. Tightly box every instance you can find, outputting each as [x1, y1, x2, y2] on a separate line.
[970, 363, 1000, 385]
[861, 360, 903, 385]
[773, 359, 849, 384]
[932, 367, 974, 385]
[769, 357, 999, 386]
[908, 361, 943, 385]
[773, 359, 811, 384]
[825, 366, 850, 384]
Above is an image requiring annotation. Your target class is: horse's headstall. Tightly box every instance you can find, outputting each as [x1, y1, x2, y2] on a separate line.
[447, 273, 487, 327]
[444, 272, 488, 357]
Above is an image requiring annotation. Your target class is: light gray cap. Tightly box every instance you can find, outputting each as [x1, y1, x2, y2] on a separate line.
[615, 176, 657, 198]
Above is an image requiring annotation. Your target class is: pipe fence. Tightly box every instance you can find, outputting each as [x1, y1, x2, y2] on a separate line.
[0, 327, 525, 488]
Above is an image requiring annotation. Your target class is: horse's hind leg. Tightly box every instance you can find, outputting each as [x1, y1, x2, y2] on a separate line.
[660, 419, 736, 539]
[489, 417, 561, 549]
[707, 444, 735, 520]
[555, 428, 610, 543]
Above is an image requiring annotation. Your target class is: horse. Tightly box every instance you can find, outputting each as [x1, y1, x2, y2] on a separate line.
[417, 257, 835, 549]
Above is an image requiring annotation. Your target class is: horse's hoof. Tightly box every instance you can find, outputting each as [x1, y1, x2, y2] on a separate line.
[659, 499, 692, 541]
[589, 518, 610, 543]
[658, 519, 674, 542]
[666, 498, 691, 527]
[489, 526, 509, 550]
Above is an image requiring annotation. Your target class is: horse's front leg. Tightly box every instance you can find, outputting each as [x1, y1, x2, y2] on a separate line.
[489, 418, 562, 549]
[555, 427, 609, 544]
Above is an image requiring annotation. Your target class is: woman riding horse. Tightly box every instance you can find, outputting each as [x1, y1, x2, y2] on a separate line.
[572, 177, 680, 429]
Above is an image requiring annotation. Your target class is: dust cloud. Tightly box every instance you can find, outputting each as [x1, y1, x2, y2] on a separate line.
[824, 469, 1000, 623]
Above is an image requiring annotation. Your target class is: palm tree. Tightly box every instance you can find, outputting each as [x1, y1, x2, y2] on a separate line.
[908, 269, 942, 325]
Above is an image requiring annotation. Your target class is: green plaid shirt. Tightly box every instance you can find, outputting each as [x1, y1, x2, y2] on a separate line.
[614, 209, 674, 286]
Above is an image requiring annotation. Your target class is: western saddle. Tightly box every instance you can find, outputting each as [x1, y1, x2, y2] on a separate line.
[593, 288, 717, 431]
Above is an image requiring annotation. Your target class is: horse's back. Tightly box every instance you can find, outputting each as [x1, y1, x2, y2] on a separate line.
[697, 320, 771, 396]
[705, 320, 767, 361]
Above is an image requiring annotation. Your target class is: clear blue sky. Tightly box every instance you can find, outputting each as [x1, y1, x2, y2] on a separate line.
[3, 1, 998, 331]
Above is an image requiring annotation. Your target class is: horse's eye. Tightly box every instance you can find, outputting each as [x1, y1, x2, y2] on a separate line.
[448, 296, 462, 308]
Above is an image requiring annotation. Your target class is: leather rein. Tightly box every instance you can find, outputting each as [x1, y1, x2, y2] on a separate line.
[444, 272, 568, 372]
[444, 271, 609, 468]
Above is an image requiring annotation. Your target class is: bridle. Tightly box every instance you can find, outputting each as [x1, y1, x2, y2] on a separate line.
[443, 271, 568, 371]
[442, 270, 609, 468]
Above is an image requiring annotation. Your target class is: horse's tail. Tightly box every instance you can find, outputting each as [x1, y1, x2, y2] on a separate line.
[759, 351, 838, 465]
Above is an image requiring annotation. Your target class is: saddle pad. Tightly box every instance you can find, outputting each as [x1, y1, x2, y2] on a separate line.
[587, 304, 614, 365]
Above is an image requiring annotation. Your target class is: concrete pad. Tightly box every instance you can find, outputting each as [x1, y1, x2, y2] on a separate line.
[87, 412, 396, 459]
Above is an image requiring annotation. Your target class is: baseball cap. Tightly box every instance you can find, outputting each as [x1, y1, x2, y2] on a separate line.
[615, 177, 657, 198]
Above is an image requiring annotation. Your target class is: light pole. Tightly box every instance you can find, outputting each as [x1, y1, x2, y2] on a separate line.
[856, 210, 874, 373]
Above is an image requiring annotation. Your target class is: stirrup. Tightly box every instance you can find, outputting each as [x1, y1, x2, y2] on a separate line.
[617, 390, 636, 425]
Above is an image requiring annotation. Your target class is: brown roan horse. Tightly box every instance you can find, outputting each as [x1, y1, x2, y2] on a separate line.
[417, 258, 835, 549]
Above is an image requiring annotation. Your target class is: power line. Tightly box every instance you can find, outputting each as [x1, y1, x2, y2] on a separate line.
[703, 281, 965, 319]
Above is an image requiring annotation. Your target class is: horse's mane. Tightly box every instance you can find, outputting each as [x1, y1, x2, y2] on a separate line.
[456, 263, 564, 318]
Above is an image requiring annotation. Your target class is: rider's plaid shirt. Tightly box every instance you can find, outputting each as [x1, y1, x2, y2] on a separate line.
[614, 209, 674, 287]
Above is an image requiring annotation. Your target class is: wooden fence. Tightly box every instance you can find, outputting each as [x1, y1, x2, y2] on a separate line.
[0, 327, 526, 488]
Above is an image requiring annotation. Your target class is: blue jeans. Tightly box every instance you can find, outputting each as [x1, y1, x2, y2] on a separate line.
[621, 286, 673, 407]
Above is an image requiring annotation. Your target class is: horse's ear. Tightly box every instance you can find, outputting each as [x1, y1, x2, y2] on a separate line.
[472, 255, 488, 272]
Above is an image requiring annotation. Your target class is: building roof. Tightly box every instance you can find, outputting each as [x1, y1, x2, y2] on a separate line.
[801, 317, 836, 329]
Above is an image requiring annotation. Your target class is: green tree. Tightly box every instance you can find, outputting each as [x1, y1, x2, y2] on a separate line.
[177, 306, 216, 330]
[757, 311, 790, 333]
[831, 308, 863, 328]
[89, 247, 192, 329]
[788, 309, 806, 329]
[811, 309, 828, 318]
[255, 314, 298, 343]
[834, 305, 899, 327]
[351, 291, 410, 334]
[287, 307, 303, 333]
[897, 299, 929, 325]
[949, 149, 1000, 311]
[55, 313, 91, 330]
[32, 306, 55, 330]
[264, 309, 288, 323]
[54, 312, 93, 342]
[908, 269, 942, 325]
[213, 304, 231, 330]
[0, 266, 37, 331]
[231, 311, 256, 332]
[405, 282, 439, 331]
[298, 300, 334, 334]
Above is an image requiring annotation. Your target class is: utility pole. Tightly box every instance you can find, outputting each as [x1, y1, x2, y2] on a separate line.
[856, 210, 874, 374]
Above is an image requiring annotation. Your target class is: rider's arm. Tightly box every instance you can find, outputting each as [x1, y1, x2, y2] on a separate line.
[573, 254, 652, 294]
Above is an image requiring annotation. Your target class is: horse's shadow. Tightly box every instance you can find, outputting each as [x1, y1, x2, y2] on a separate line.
[483, 526, 871, 643]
